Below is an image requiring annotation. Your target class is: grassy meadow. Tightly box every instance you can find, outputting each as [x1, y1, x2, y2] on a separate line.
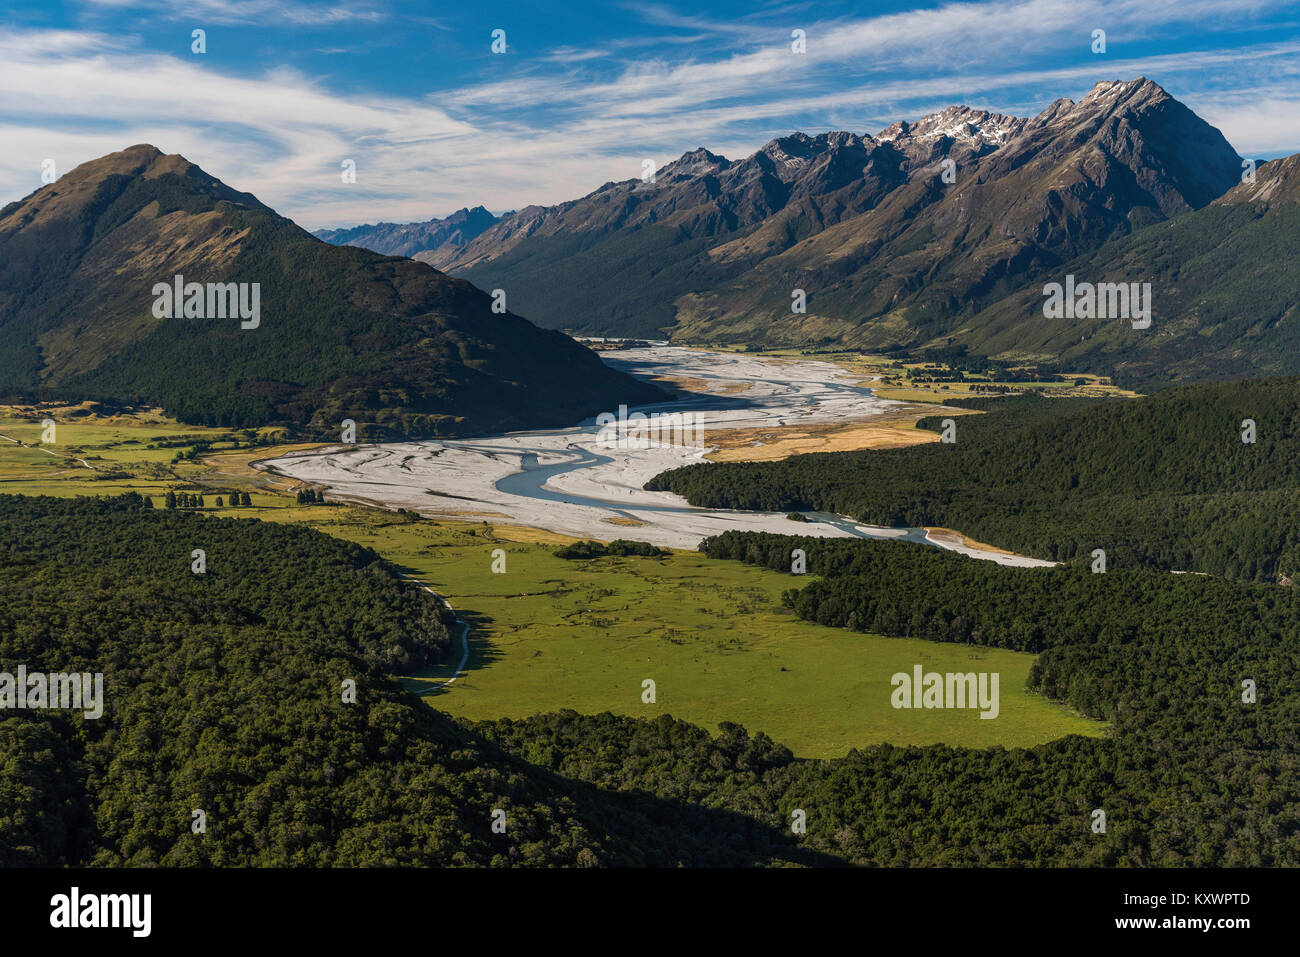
[0, 402, 1104, 758]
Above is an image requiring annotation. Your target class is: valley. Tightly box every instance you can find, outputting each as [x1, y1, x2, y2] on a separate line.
[4, 263, 1298, 871]
[271, 511, 1102, 758]
[0, 368, 1101, 759]
[3, 9, 1298, 885]
[256, 344, 1052, 564]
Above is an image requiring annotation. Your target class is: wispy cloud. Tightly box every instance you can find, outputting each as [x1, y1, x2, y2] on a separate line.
[2, 0, 1298, 227]
[80, 0, 389, 26]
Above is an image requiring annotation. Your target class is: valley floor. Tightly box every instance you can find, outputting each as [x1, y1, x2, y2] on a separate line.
[255, 508, 1104, 758]
[257, 345, 1049, 566]
[0, 393, 1096, 757]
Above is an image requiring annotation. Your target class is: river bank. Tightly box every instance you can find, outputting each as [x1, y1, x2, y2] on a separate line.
[259, 346, 1052, 566]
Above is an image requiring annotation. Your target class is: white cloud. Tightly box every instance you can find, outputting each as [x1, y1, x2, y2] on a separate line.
[2, 0, 1298, 228]
[80, 0, 388, 26]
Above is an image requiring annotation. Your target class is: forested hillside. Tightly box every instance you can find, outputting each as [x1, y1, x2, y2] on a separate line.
[0, 492, 452, 672]
[649, 380, 1300, 580]
[483, 530, 1300, 866]
[4, 494, 1296, 866]
[0, 494, 822, 867]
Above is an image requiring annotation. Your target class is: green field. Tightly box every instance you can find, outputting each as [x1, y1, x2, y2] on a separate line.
[0, 403, 299, 507]
[0, 406, 1105, 758]
[255, 510, 1104, 758]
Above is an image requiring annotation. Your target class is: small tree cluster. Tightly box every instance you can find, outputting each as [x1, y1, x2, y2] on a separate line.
[165, 491, 205, 508]
[165, 489, 251, 508]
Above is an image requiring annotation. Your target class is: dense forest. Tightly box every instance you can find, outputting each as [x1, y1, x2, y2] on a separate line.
[699, 531, 1297, 723]
[648, 380, 1300, 580]
[0, 494, 827, 867]
[3, 495, 1297, 865]
[481, 529, 1300, 866]
[0, 493, 450, 673]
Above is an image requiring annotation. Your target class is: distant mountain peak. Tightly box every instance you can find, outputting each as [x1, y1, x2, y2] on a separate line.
[107, 143, 164, 163]
[876, 105, 1024, 148]
[870, 78, 1176, 152]
[422, 76, 1244, 349]
[1218, 153, 1300, 207]
[1082, 76, 1166, 105]
[658, 147, 731, 179]
[64, 144, 199, 182]
[313, 204, 501, 258]
[760, 131, 867, 166]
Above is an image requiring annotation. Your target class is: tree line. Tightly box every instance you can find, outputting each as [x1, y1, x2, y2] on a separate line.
[0, 494, 826, 867]
[648, 380, 1300, 581]
[480, 529, 1300, 866]
[165, 489, 253, 508]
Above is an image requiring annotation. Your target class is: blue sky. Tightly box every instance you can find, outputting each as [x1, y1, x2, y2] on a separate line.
[3, 0, 1299, 228]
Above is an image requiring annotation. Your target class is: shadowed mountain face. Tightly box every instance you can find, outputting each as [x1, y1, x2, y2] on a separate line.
[0, 146, 663, 439]
[959, 152, 1300, 387]
[423, 78, 1243, 360]
[313, 206, 501, 258]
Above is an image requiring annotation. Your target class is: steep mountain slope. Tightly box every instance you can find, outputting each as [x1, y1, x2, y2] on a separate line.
[423, 133, 923, 337]
[314, 205, 499, 258]
[679, 78, 1241, 347]
[432, 78, 1240, 349]
[955, 153, 1300, 387]
[0, 146, 662, 439]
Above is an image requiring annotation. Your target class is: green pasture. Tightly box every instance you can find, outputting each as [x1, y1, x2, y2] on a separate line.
[1, 408, 1105, 759]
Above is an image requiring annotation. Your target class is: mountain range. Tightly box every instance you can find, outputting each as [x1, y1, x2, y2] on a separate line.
[0, 147, 662, 438]
[316, 78, 1298, 388]
[312, 205, 501, 259]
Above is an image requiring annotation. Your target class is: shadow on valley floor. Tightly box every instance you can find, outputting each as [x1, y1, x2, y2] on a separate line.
[450, 710, 848, 867]
[392, 590, 841, 865]
[402, 605, 504, 698]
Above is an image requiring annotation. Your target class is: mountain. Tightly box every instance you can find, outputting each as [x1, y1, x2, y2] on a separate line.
[313, 205, 500, 258]
[0, 146, 663, 439]
[423, 133, 919, 338]
[430, 78, 1242, 352]
[952, 152, 1300, 387]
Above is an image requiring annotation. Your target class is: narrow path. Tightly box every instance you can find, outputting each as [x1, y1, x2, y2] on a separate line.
[0, 432, 96, 469]
[397, 572, 471, 686]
